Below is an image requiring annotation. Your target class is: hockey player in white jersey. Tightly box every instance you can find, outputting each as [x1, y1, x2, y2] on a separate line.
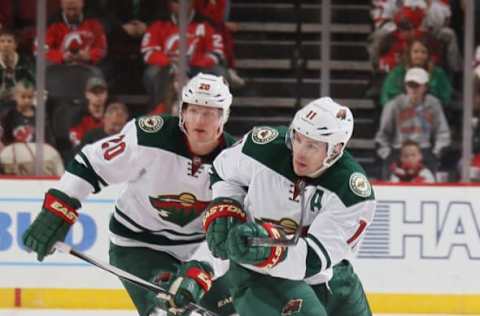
[22, 73, 237, 316]
[199, 97, 377, 315]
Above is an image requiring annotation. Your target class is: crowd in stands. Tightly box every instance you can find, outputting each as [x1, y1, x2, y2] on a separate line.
[0, 0, 243, 175]
[0, 0, 478, 183]
[370, 0, 480, 183]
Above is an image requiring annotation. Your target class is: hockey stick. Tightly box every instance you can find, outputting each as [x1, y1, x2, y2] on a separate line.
[53, 242, 218, 316]
[247, 180, 306, 247]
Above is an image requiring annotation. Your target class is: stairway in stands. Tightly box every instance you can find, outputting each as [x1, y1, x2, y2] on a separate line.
[226, 0, 379, 176]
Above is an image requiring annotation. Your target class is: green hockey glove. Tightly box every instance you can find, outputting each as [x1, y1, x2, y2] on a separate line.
[203, 197, 247, 259]
[226, 222, 288, 269]
[151, 261, 214, 315]
[22, 189, 81, 261]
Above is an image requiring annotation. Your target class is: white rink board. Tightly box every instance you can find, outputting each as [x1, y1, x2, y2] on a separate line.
[0, 179, 124, 289]
[351, 184, 480, 294]
[1, 179, 480, 295]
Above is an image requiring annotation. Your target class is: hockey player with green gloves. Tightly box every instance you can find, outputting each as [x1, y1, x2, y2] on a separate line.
[22, 73, 237, 316]
[200, 97, 377, 315]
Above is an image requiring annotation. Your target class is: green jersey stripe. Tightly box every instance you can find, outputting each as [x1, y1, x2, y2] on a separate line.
[115, 208, 205, 237]
[109, 215, 205, 246]
[307, 233, 332, 269]
[66, 152, 107, 193]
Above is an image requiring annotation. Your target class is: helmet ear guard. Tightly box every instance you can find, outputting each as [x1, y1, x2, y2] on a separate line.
[287, 97, 354, 176]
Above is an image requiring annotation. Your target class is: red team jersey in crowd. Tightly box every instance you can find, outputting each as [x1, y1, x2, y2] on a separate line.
[141, 16, 224, 68]
[194, 0, 226, 25]
[41, 14, 107, 64]
[69, 115, 103, 146]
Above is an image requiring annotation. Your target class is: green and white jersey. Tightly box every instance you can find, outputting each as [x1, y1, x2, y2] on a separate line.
[55, 115, 235, 261]
[210, 126, 376, 284]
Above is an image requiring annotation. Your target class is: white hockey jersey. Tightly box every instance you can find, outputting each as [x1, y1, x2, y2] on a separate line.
[210, 126, 376, 284]
[56, 115, 235, 261]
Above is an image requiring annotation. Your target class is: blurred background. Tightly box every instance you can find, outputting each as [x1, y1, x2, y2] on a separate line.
[0, 0, 478, 183]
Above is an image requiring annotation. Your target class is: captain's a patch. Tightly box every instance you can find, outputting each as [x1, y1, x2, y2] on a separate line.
[138, 115, 164, 133]
[251, 127, 279, 144]
[281, 298, 303, 315]
[349, 172, 372, 198]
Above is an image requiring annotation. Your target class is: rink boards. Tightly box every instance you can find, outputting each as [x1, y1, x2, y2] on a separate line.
[0, 179, 479, 313]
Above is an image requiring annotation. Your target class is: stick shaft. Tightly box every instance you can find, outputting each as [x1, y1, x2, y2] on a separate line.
[54, 242, 217, 316]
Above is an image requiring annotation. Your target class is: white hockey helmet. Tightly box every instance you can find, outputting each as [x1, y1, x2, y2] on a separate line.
[288, 97, 354, 175]
[179, 73, 232, 131]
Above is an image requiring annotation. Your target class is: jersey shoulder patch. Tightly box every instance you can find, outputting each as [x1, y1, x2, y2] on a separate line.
[138, 115, 164, 133]
[349, 172, 372, 198]
[316, 151, 374, 206]
[242, 126, 295, 181]
[135, 115, 186, 154]
[251, 126, 279, 144]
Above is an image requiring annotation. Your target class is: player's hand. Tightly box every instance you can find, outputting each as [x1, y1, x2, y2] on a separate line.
[203, 198, 247, 259]
[226, 222, 288, 269]
[151, 261, 214, 314]
[22, 189, 81, 261]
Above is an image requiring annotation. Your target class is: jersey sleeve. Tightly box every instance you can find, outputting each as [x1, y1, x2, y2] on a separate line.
[303, 197, 376, 278]
[210, 135, 253, 204]
[54, 119, 153, 202]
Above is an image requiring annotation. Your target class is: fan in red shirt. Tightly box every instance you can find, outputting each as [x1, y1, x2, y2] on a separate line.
[37, 0, 107, 65]
[141, 0, 226, 113]
[69, 77, 108, 146]
[194, 0, 245, 88]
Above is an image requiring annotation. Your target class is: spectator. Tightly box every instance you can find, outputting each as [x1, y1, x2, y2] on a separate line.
[75, 100, 129, 151]
[0, 29, 35, 111]
[0, 0, 61, 54]
[380, 37, 452, 107]
[195, 0, 245, 88]
[69, 77, 107, 146]
[370, 1, 461, 73]
[39, 0, 107, 66]
[375, 67, 451, 178]
[141, 0, 226, 113]
[1, 81, 53, 145]
[389, 139, 436, 182]
[99, 0, 164, 87]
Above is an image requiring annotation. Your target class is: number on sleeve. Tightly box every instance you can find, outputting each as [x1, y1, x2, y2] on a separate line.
[101, 135, 126, 161]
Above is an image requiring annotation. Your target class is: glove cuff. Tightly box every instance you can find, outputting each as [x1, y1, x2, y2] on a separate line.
[255, 223, 288, 269]
[42, 189, 81, 224]
[203, 197, 247, 232]
[185, 266, 213, 292]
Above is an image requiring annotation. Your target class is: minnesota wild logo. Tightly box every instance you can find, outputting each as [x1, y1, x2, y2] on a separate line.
[149, 192, 209, 227]
[251, 127, 279, 144]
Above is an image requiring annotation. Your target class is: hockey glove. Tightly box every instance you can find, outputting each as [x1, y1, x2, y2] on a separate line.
[203, 197, 247, 259]
[22, 189, 81, 261]
[226, 222, 288, 269]
[151, 261, 214, 315]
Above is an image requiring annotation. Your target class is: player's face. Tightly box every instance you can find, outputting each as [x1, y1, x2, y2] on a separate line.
[183, 104, 223, 144]
[291, 131, 327, 177]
